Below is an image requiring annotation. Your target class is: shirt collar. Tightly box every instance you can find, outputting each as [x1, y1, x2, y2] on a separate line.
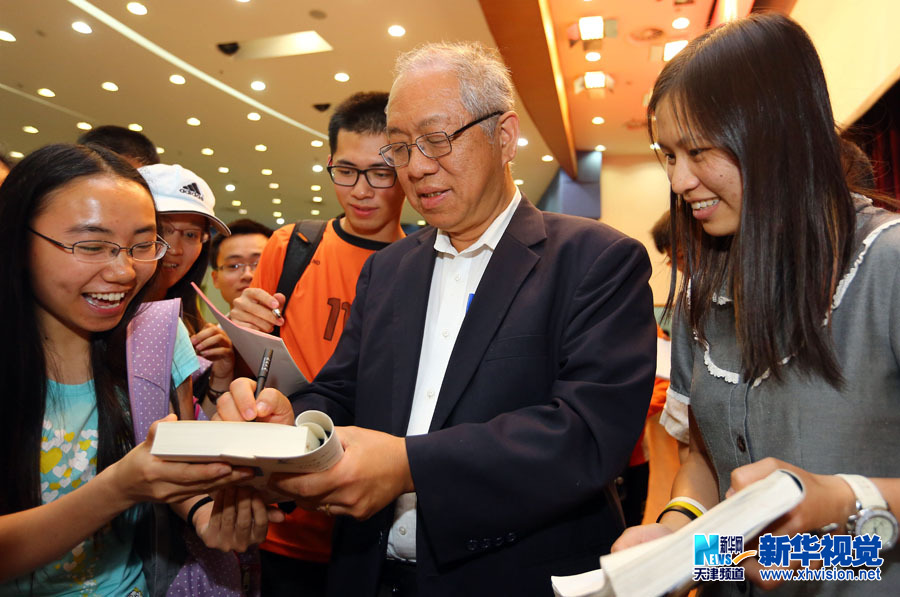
[433, 189, 522, 256]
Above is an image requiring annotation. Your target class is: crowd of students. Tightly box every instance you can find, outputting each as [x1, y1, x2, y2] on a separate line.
[0, 11, 897, 597]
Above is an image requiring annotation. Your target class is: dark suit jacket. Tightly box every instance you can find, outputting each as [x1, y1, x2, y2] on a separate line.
[291, 199, 656, 596]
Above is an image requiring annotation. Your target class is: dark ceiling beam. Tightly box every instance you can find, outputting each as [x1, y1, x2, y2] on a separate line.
[479, 0, 578, 179]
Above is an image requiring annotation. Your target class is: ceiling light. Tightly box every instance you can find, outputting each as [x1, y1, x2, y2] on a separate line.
[231, 200, 242, 206]
[169, 74, 186, 85]
[247, 112, 261, 121]
[312, 196, 323, 203]
[76, 122, 93, 130]
[417, 220, 426, 226]
[312, 164, 323, 173]
[273, 211, 282, 218]
[272, 198, 282, 204]
[388, 25, 406, 37]
[664, 40, 689, 62]
[218, 166, 230, 173]
[9, 151, 24, 159]
[128, 123, 143, 132]
[225, 184, 236, 192]
[584, 71, 607, 89]
[255, 144, 267, 152]
[277, 217, 286, 224]
[334, 72, 350, 83]
[186, 117, 201, 126]
[261, 168, 272, 175]
[269, 183, 279, 189]
[517, 138, 528, 147]
[72, 22, 92, 34]
[672, 17, 690, 30]
[311, 185, 321, 191]
[126, 2, 148, 16]
[37, 88, 56, 98]
[201, 147, 214, 155]
[585, 52, 601, 62]
[238, 208, 248, 215]
[514, 179, 524, 185]
[311, 140, 324, 148]
[102, 81, 119, 92]
[592, 116, 606, 125]
[236, 0, 250, 3]
[156, 147, 165, 154]
[594, 144, 606, 152]
[309, 210, 320, 217]
[23, 126, 39, 134]
[578, 16, 604, 41]
[250, 80, 266, 91]
[0, 30, 16, 42]
[541, 155, 553, 162]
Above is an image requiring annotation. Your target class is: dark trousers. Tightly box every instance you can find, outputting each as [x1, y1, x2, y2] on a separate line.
[260, 549, 328, 597]
[617, 461, 650, 527]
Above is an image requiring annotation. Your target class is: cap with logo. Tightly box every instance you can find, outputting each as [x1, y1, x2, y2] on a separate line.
[138, 163, 230, 236]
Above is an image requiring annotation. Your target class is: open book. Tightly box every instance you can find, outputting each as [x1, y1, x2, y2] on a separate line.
[151, 410, 343, 490]
[192, 282, 307, 395]
[551, 469, 805, 597]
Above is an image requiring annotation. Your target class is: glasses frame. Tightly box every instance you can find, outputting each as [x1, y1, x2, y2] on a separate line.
[160, 224, 210, 246]
[326, 164, 398, 189]
[379, 110, 504, 168]
[28, 228, 170, 263]
[216, 261, 260, 274]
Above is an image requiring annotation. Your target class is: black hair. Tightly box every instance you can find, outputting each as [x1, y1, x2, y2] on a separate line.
[0, 144, 159, 516]
[77, 125, 161, 166]
[327, 92, 390, 154]
[650, 212, 672, 255]
[649, 13, 856, 386]
[209, 218, 273, 268]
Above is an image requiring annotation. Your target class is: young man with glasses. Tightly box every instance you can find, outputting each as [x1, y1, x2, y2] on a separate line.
[210, 218, 273, 310]
[228, 91, 406, 597]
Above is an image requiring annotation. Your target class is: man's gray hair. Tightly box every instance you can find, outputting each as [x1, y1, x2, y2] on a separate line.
[389, 41, 514, 136]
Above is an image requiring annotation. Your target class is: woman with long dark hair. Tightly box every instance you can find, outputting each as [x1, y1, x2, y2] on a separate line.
[0, 145, 262, 595]
[614, 13, 900, 592]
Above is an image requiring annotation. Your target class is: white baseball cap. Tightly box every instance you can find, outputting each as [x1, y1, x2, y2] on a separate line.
[138, 164, 230, 236]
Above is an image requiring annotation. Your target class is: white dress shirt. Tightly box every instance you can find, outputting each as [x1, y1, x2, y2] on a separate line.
[386, 190, 522, 561]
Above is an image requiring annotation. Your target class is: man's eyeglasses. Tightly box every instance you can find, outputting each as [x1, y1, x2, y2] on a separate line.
[379, 111, 503, 168]
[29, 228, 169, 263]
[216, 261, 260, 274]
[327, 165, 398, 189]
[161, 224, 209, 246]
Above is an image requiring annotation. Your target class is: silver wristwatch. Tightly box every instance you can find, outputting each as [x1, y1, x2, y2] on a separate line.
[837, 474, 898, 551]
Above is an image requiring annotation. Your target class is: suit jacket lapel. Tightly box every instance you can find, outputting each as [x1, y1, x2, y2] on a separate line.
[391, 229, 437, 434]
[429, 200, 547, 431]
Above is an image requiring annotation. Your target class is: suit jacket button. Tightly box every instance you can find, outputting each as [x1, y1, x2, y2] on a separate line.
[466, 539, 477, 551]
[481, 538, 492, 550]
[506, 532, 517, 543]
[494, 536, 504, 547]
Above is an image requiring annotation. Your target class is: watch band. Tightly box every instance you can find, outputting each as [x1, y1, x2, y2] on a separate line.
[837, 474, 888, 510]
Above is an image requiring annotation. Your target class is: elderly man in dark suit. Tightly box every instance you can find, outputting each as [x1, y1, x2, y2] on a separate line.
[219, 41, 656, 597]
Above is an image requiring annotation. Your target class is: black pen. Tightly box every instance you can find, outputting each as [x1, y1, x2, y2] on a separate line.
[255, 348, 274, 398]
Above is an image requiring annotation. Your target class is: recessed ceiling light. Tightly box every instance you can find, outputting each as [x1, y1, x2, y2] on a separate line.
[261, 168, 272, 175]
[514, 179, 524, 185]
[169, 74, 186, 85]
[239, 208, 248, 215]
[201, 147, 214, 155]
[585, 51, 601, 62]
[225, 184, 236, 192]
[310, 185, 321, 191]
[276, 217, 285, 224]
[584, 71, 606, 89]
[312, 196, 323, 203]
[310, 210, 320, 216]
[579, 16, 604, 41]
[517, 138, 528, 147]
[101, 81, 119, 92]
[312, 164, 323, 173]
[417, 220, 426, 226]
[71, 22, 92, 34]
[272, 198, 282, 204]
[592, 116, 605, 125]
[388, 25, 406, 37]
[664, 40, 689, 62]
[594, 144, 606, 152]
[250, 80, 266, 91]
[541, 155, 553, 162]
[9, 151, 24, 159]
[37, 88, 55, 98]
[310, 139, 324, 148]
[672, 17, 690, 30]
[126, 2, 148, 16]
[236, 0, 250, 3]
[255, 144, 267, 152]
[334, 72, 350, 83]
[186, 117, 201, 126]
[156, 147, 165, 154]
[269, 183, 279, 189]
[247, 112, 261, 121]
[273, 211, 282, 217]
[218, 166, 230, 173]
[128, 123, 143, 132]
[22, 126, 39, 134]
[76, 122, 93, 130]
[0, 30, 16, 42]
[231, 200, 242, 206]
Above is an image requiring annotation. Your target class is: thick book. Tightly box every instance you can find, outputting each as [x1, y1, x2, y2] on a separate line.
[151, 410, 343, 490]
[551, 469, 805, 597]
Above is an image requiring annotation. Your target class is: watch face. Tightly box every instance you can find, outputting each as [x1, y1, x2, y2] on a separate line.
[858, 510, 899, 550]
